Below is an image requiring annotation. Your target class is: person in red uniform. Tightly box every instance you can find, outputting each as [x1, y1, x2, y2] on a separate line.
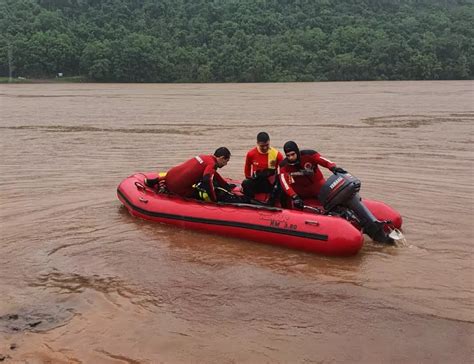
[242, 132, 283, 200]
[156, 147, 234, 202]
[278, 141, 346, 209]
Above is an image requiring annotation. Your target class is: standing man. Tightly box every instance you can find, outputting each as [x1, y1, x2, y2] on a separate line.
[278, 141, 346, 209]
[242, 132, 283, 201]
[162, 147, 234, 202]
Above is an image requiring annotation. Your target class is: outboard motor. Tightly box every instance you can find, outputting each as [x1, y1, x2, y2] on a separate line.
[319, 173, 394, 244]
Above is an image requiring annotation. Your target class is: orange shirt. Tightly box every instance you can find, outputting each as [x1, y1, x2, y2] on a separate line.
[244, 147, 283, 178]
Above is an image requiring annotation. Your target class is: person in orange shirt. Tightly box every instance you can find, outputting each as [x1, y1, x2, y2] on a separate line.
[242, 132, 283, 201]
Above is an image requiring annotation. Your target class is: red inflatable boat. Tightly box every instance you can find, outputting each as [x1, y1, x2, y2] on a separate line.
[117, 172, 402, 256]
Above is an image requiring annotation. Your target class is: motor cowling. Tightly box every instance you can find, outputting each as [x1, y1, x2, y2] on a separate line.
[319, 173, 394, 244]
[319, 173, 361, 211]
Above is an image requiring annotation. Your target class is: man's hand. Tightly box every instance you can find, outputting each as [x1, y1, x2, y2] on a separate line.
[330, 166, 347, 174]
[226, 183, 237, 191]
[292, 195, 305, 210]
[252, 169, 274, 179]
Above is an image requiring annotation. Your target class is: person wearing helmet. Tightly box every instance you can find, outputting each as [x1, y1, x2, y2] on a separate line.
[278, 141, 346, 209]
[163, 147, 235, 202]
[242, 132, 283, 202]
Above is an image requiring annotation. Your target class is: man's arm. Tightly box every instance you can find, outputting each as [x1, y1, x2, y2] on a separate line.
[213, 171, 229, 188]
[244, 151, 252, 178]
[312, 152, 336, 170]
[202, 164, 218, 201]
[277, 165, 297, 198]
[276, 151, 284, 165]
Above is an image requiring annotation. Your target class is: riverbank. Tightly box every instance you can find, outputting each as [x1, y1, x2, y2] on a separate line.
[0, 76, 88, 83]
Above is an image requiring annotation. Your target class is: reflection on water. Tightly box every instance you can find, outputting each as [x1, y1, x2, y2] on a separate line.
[0, 81, 473, 363]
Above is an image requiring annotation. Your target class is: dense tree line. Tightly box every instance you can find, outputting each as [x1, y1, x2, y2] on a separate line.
[1, 0, 472, 81]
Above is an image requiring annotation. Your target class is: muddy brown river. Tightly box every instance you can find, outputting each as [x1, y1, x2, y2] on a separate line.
[0, 81, 473, 363]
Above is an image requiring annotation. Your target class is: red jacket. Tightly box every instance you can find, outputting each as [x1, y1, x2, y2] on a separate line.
[278, 150, 336, 198]
[165, 155, 227, 201]
[244, 147, 283, 178]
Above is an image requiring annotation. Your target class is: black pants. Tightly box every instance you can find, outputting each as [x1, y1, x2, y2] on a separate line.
[193, 182, 247, 204]
[215, 188, 247, 203]
[241, 177, 273, 198]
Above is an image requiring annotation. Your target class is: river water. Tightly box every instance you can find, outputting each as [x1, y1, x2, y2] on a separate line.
[0, 81, 472, 363]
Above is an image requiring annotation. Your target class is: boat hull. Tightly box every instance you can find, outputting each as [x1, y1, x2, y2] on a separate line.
[117, 173, 400, 256]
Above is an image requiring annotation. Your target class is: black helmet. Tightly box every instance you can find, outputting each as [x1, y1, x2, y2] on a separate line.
[283, 141, 300, 164]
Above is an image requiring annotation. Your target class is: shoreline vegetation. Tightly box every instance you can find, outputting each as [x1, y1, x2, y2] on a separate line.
[0, 76, 88, 83]
[0, 77, 470, 84]
[1, 1, 473, 83]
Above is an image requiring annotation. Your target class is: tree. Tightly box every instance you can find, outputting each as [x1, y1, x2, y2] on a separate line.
[0, 0, 472, 81]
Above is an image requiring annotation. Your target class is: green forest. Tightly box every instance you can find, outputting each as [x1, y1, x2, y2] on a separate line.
[1, 0, 473, 82]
